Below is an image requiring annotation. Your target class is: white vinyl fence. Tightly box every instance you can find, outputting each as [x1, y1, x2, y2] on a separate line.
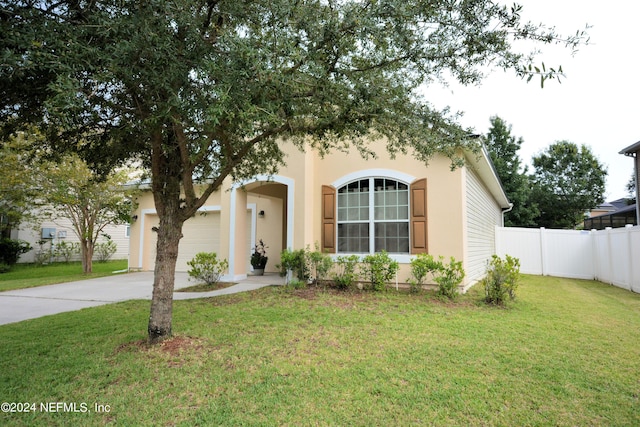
[495, 225, 640, 293]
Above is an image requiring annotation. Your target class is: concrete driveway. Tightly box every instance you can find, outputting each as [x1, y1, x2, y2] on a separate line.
[0, 272, 284, 326]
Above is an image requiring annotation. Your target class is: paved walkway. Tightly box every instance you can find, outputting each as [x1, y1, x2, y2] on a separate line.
[0, 272, 285, 326]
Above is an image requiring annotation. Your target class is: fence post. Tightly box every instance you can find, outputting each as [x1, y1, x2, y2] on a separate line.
[632, 227, 640, 293]
[626, 224, 634, 291]
[591, 229, 598, 281]
[539, 227, 546, 276]
[605, 227, 613, 285]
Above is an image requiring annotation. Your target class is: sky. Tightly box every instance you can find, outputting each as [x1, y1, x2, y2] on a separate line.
[424, 0, 640, 201]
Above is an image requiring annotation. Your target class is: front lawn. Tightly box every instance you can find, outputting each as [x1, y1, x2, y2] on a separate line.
[1, 275, 639, 426]
[0, 260, 128, 291]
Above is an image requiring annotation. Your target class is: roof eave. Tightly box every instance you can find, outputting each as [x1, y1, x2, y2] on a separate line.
[464, 146, 512, 210]
[619, 141, 640, 156]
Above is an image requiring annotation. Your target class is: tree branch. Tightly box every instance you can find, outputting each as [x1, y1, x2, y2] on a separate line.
[172, 119, 197, 207]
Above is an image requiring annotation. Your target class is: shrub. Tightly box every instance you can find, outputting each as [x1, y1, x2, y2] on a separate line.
[33, 239, 53, 266]
[360, 251, 399, 292]
[187, 252, 229, 286]
[286, 278, 307, 290]
[307, 244, 333, 285]
[332, 255, 360, 290]
[94, 239, 117, 262]
[54, 241, 80, 263]
[0, 263, 11, 273]
[434, 257, 465, 299]
[482, 254, 521, 305]
[407, 253, 443, 293]
[277, 248, 309, 284]
[0, 238, 32, 266]
[277, 244, 334, 286]
[34, 250, 51, 266]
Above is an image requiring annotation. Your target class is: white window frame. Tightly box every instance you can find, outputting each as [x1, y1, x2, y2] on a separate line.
[334, 170, 416, 257]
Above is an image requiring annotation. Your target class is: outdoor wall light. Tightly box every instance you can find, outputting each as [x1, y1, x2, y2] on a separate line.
[259, 210, 265, 217]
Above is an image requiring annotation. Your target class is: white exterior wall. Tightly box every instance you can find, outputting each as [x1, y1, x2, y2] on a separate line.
[14, 217, 130, 264]
[465, 168, 502, 285]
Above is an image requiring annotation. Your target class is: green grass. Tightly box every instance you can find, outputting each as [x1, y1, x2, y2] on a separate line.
[0, 260, 128, 291]
[1, 275, 639, 426]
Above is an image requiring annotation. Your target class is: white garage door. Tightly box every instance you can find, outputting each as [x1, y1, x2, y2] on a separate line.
[145, 211, 221, 272]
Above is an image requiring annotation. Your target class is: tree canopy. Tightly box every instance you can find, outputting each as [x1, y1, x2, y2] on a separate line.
[530, 141, 607, 229]
[2, 1, 586, 175]
[1, 0, 587, 342]
[0, 132, 37, 238]
[626, 174, 636, 205]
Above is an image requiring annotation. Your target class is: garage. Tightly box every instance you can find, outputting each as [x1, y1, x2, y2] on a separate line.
[143, 211, 221, 272]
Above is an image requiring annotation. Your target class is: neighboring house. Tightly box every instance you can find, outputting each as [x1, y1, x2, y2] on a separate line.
[129, 140, 511, 289]
[584, 199, 637, 230]
[13, 217, 130, 264]
[582, 141, 640, 230]
[619, 141, 640, 226]
[588, 200, 622, 218]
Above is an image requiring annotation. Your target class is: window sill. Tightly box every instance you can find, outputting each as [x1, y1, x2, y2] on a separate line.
[332, 253, 412, 264]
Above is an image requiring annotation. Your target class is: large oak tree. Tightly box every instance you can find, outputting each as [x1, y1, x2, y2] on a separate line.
[1, 0, 586, 343]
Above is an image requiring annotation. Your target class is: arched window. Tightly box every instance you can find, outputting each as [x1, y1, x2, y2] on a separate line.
[337, 178, 410, 253]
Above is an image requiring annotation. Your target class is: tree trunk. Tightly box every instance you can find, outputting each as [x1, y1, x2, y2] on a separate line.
[80, 239, 93, 273]
[147, 211, 184, 344]
[146, 126, 200, 344]
[147, 130, 186, 344]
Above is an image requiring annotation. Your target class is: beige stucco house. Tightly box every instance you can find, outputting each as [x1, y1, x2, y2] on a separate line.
[129, 140, 510, 289]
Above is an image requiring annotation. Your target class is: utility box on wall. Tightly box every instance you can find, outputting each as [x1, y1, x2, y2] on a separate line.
[41, 228, 56, 239]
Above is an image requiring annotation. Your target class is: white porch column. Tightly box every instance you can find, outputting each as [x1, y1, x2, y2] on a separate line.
[228, 187, 248, 280]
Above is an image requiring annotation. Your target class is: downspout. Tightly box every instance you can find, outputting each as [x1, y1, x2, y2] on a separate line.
[501, 203, 514, 227]
[496, 204, 513, 263]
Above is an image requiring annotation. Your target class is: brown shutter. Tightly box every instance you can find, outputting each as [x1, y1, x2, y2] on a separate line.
[410, 178, 428, 254]
[321, 185, 336, 253]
